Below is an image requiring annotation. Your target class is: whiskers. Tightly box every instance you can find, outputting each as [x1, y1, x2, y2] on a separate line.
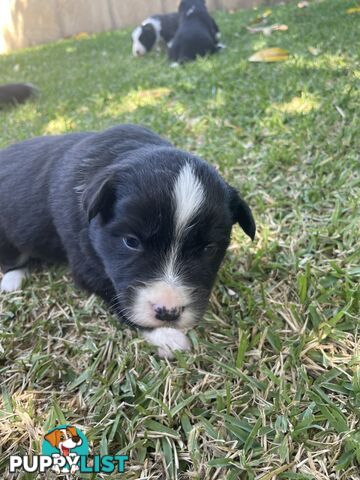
[109, 292, 136, 327]
[108, 281, 208, 330]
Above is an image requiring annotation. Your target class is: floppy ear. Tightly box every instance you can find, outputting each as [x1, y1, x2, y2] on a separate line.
[81, 173, 116, 223]
[44, 429, 61, 448]
[143, 24, 153, 33]
[67, 426, 78, 437]
[228, 186, 256, 241]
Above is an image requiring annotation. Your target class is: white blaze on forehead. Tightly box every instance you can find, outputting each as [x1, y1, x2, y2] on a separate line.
[131, 26, 141, 41]
[132, 26, 146, 56]
[173, 162, 205, 234]
[162, 162, 205, 284]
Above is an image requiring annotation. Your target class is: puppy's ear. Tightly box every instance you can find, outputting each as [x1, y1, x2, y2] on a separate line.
[44, 429, 61, 448]
[81, 173, 116, 223]
[228, 185, 256, 241]
[66, 426, 78, 437]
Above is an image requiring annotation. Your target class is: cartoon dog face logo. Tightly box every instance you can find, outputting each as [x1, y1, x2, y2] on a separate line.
[44, 426, 84, 474]
[45, 426, 82, 456]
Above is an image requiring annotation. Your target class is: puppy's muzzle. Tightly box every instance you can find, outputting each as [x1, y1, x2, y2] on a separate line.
[153, 304, 186, 322]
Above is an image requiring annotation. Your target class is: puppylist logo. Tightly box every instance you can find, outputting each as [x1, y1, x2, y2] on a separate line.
[9, 424, 129, 475]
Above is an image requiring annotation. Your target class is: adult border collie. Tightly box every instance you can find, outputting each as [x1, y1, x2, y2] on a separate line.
[168, 0, 221, 63]
[132, 13, 179, 56]
[0, 125, 255, 358]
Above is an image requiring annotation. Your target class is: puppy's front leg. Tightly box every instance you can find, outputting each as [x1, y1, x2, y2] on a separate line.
[143, 328, 191, 359]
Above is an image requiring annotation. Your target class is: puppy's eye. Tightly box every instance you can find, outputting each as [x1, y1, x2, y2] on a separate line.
[123, 235, 142, 251]
[203, 243, 218, 256]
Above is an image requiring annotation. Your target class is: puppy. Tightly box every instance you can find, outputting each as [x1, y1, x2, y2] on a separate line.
[168, 0, 221, 63]
[132, 13, 179, 56]
[0, 125, 255, 358]
[0, 83, 38, 106]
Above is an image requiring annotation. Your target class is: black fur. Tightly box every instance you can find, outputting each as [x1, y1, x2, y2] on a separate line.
[138, 24, 157, 52]
[168, 0, 221, 63]
[153, 13, 179, 44]
[0, 83, 38, 106]
[0, 125, 255, 329]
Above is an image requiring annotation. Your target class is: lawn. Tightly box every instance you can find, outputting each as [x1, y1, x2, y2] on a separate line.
[0, 0, 359, 478]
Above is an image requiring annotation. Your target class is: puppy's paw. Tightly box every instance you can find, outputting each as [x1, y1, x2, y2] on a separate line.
[143, 328, 191, 359]
[1, 268, 28, 292]
[157, 330, 191, 359]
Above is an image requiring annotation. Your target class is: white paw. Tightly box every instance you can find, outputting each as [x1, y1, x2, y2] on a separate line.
[1, 268, 28, 292]
[143, 328, 191, 359]
[170, 62, 180, 68]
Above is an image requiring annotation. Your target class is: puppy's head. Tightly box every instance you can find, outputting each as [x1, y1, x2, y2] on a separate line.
[132, 24, 157, 56]
[82, 147, 255, 330]
[179, 0, 207, 16]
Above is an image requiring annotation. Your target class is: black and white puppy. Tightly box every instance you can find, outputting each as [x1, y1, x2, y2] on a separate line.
[132, 13, 179, 56]
[0, 125, 255, 358]
[168, 0, 221, 63]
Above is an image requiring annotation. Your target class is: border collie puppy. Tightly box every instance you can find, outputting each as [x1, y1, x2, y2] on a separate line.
[0, 125, 255, 358]
[168, 0, 221, 63]
[0, 83, 38, 106]
[132, 13, 179, 56]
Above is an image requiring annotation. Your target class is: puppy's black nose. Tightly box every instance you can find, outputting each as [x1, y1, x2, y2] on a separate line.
[154, 305, 184, 322]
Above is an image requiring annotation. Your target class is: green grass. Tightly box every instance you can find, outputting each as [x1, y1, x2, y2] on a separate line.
[1, 0, 359, 478]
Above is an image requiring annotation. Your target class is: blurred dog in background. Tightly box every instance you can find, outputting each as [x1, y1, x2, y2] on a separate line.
[168, 0, 222, 63]
[132, 13, 179, 56]
[0, 83, 38, 107]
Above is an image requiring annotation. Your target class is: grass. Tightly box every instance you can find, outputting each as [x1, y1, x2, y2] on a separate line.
[0, 0, 359, 478]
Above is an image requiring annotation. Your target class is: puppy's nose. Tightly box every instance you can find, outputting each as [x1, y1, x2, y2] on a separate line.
[72, 436, 80, 443]
[153, 305, 185, 322]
